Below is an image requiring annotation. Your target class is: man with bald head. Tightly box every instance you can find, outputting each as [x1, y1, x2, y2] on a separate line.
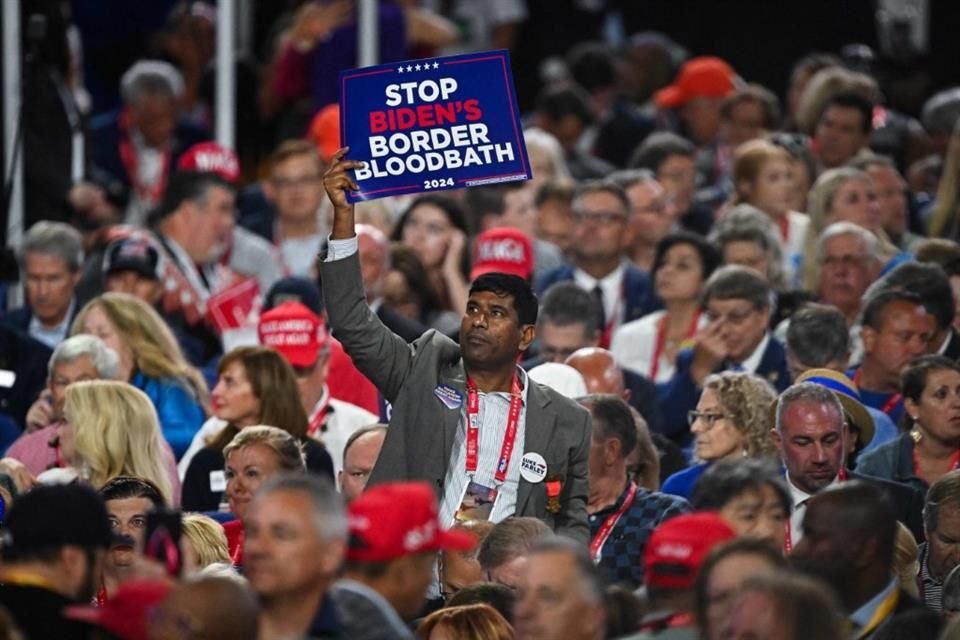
[565, 347, 662, 433]
[791, 482, 940, 637]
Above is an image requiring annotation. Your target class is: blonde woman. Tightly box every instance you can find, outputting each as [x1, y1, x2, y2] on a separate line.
[661, 372, 779, 499]
[72, 293, 207, 459]
[182, 514, 232, 574]
[59, 380, 176, 504]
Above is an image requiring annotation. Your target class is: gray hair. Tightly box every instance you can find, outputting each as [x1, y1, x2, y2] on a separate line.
[256, 473, 347, 540]
[774, 382, 844, 433]
[815, 221, 881, 267]
[708, 204, 785, 288]
[48, 334, 119, 380]
[702, 264, 774, 311]
[22, 221, 84, 272]
[530, 536, 605, 605]
[477, 517, 552, 572]
[120, 60, 185, 104]
[785, 303, 850, 368]
[608, 168, 657, 191]
[922, 87, 960, 136]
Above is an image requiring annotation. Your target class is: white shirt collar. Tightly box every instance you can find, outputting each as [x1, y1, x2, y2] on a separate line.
[572, 262, 626, 326]
[738, 332, 770, 374]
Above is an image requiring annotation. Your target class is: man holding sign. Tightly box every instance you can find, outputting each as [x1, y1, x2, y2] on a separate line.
[320, 147, 590, 543]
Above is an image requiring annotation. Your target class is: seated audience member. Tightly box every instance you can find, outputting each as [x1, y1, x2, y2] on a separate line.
[691, 459, 791, 550]
[858, 356, 960, 492]
[853, 154, 924, 253]
[477, 518, 552, 591]
[894, 522, 921, 600]
[731, 139, 809, 288]
[694, 539, 786, 640]
[523, 128, 573, 194]
[463, 183, 562, 283]
[417, 604, 513, 640]
[658, 266, 789, 444]
[628, 132, 713, 236]
[721, 84, 780, 149]
[774, 382, 926, 548]
[532, 83, 614, 182]
[335, 482, 475, 638]
[257, 301, 378, 475]
[813, 90, 875, 171]
[180, 347, 332, 511]
[722, 572, 846, 640]
[612, 232, 720, 384]
[637, 513, 736, 635]
[708, 204, 787, 290]
[608, 169, 677, 273]
[244, 473, 345, 639]
[565, 346, 663, 437]
[60, 381, 176, 504]
[915, 470, 960, 612]
[390, 195, 471, 320]
[768, 132, 817, 212]
[72, 293, 207, 459]
[97, 476, 165, 599]
[537, 180, 659, 347]
[12, 335, 118, 473]
[101, 236, 164, 305]
[447, 583, 517, 626]
[785, 304, 897, 456]
[440, 520, 495, 603]
[534, 180, 576, 256]
[0, 221, 84, 350]
[514, 537, 606, 640]
[852, 290, 935, 425]
[581, 396, 689, 588]
[181, 513, 232, 576]
[662, 371, 779, 498]
[791, 482, 942, 636]
[221, 426, 308, 565]
[148, 576, 259, 640]
[382, 244, 460, 337]
[339, 424, 387, 503]
[527, 363, 588, 399]
[0, 484, 114, 638]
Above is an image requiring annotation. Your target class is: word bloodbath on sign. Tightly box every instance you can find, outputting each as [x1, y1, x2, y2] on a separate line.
[340, 50, 531, 202]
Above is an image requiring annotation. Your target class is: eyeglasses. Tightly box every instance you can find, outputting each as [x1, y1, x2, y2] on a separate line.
[704, 307, 757, 325]
[688, 410, 728, 427]
[571, 210, 627, 225]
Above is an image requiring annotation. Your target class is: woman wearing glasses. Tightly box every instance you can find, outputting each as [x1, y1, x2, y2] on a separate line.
[661, 371, 779, 499]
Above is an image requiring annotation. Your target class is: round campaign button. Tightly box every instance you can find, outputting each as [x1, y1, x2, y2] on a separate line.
[520, 452, 548, 483]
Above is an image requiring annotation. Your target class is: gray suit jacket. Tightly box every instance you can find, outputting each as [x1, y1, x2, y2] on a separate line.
[321, 252, 590, 543]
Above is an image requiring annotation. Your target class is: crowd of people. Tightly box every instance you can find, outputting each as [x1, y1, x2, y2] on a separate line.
[8, 1, 960, 639]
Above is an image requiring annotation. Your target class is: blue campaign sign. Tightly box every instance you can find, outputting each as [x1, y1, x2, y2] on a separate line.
[339, 49, 531, 203]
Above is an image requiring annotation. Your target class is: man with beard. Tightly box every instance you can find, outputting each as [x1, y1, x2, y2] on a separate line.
[0, 484, 114, 639]
[772, 382, 925, 550]
[321, 148, 591, 542]
[791, 482, 941, 637]
[98, 476, 166, 600]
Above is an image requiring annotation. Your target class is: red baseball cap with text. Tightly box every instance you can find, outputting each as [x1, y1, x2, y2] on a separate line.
[655, 57, 737, 109]
[177, 142, 240, 183]
[643, 512, 736, 590]
[470, 227, 534, 281]
[65, 580, 172, 640]
[257, 301, 329, 368]
[347, 482, 476, 562]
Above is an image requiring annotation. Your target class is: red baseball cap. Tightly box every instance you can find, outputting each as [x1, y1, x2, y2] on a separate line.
[308, 103, 341, 164]
[347, 482, 476, 562]
[470, 227, 534, 281]
[643, 512, 736, 590]
[64, 580, 172, 640]
[177, 142, 240, 183]
[655, 57, 737, 109]
[257, 301, 329, 368]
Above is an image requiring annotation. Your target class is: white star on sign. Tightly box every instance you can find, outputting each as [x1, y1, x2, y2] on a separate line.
[433, 62, 439, 69]
[398, 66, 404, 73]
[415, 64, 422, 71]
[406, 65, 413, 72]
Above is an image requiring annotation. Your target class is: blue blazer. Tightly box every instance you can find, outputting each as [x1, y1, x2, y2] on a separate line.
[536, 263, 661, 323]
[0, 307, 31, 334]
[657, 337, 791, 445]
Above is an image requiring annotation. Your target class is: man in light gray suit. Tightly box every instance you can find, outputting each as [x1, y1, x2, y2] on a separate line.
[319, 148, 591, 543]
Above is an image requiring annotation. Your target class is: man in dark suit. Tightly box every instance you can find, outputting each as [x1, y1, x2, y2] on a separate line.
[0, 222, 84, 351]
[792, 482, 942, 638]
[658, 265, 790, 444]
[774, 382, 925, 547]
[536, 181, 659, 348]
[321, 149, 591, 543]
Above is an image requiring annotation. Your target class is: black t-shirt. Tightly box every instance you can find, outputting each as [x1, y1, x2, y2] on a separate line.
[0, 583, 116, 640]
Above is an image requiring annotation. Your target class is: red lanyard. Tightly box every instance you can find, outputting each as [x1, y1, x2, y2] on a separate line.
[590, 482, 637, 562]
[649, 311, 701, 381]
[783, 469, 846, 555]
[778, 215, 789, 243]
[466, 373, 522, 485]
[912, 443, 960, 480]
[307, 397, 331, 438]
[852, 369, 902, 416]
[117, 109, 172, 205]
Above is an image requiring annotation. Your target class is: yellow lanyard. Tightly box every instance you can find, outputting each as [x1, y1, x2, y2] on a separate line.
[855, 588, 900, 639]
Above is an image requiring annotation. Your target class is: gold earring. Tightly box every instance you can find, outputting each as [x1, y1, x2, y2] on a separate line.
[910, 424, 922, 444]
